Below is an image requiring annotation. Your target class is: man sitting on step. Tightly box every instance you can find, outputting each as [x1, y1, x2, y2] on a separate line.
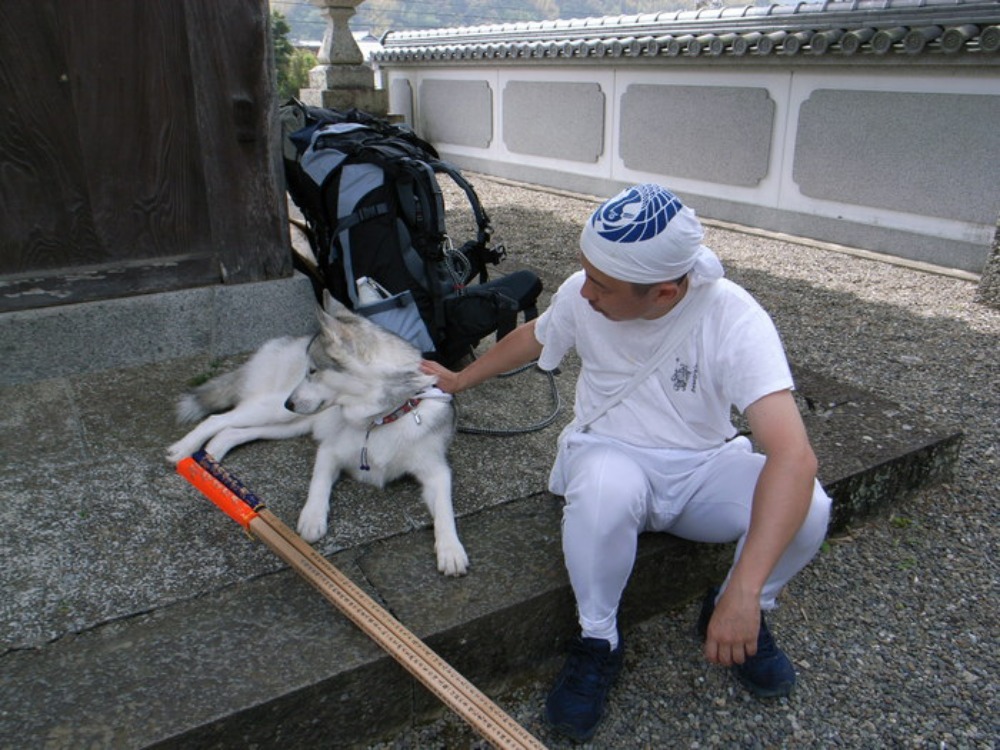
[422, 183, 831, 743]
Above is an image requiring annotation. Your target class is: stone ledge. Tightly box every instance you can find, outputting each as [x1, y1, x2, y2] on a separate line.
[0, 366, 961, 748]
[0, 275, 317, 387]
[794, 367, 963, 532]
[0, 494, 728, 750]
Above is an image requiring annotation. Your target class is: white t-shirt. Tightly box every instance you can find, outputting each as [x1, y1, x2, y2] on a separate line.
[534, 272, 793, 451]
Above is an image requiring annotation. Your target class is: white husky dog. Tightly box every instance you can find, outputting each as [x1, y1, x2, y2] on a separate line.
[167, 293, 468, 576]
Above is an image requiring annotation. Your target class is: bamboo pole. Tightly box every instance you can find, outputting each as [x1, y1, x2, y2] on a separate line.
[178, 450, 547, 750]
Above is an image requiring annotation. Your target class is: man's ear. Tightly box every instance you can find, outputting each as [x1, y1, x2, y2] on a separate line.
[653, 280, 684, 305]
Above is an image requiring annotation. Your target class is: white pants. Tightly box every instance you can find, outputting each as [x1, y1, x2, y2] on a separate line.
[549, 432, 832, 644]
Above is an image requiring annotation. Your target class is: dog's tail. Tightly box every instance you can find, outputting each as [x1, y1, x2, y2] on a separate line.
[176, 370, 243, 423]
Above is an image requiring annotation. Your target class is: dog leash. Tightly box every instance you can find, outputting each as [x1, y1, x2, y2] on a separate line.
[456, 362, 563, 436]
[177, 450, 547, 750]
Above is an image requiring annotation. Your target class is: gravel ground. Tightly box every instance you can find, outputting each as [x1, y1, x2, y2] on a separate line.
[370, 175, 999, 749]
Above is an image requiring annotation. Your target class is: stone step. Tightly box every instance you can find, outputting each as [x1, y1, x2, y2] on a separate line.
[0, 364, 960, 749]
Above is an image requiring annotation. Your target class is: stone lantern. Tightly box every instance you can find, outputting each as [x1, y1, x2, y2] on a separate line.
[299, 0, 388, 115]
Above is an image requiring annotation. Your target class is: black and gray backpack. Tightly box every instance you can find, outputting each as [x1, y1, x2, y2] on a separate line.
[280, 101, 542, 367]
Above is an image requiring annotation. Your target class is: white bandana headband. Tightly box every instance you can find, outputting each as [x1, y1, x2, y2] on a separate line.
[580, 184, 724, 287]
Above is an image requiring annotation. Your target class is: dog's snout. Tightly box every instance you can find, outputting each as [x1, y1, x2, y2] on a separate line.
[284, 397, 296, 412]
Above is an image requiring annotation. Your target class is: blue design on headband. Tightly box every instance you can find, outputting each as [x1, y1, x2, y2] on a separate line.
[591, 185, 683, 243]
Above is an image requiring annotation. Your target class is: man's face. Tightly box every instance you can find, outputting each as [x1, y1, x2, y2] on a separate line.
[579, 255, 677, 322]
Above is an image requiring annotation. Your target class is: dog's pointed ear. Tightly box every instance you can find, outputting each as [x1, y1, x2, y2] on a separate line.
[321, 290, 361, 326]
[316, 303, 338, 330]
[317, 299, 365, 357]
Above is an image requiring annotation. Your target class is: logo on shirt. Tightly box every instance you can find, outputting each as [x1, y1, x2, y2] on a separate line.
[672, 360, 698, 393]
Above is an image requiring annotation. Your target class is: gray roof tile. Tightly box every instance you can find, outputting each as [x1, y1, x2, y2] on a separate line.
[375, 0, 1000, 61]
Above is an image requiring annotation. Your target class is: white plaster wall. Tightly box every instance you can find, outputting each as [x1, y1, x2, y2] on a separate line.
[386, 64, 999, 273]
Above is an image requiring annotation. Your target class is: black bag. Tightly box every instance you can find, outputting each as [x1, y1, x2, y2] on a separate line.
[280, 100, 542, 367]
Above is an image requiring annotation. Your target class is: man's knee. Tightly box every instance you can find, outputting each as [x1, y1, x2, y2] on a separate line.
[563, 446, 648, 533]
[798, 483, 832, 550]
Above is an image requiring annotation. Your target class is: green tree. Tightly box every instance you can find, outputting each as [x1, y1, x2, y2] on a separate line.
[286, 48, 317, 99]
[271, 10, 300, 100]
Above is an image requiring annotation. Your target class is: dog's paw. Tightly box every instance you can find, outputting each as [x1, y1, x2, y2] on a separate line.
[165, 441, 190, 465]
[296, 507, 328, 543]
[203, 436, 232, 462]
[436, 539, 469, 577]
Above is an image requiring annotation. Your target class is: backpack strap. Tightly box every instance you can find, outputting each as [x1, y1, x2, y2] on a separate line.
[330, 203, 392, 307]
[333, 216, 435, 311]
[432, 162, 491, 240]
[575, 281, 723, 433]
[494, 294, 519, 340]
[431, 161, 500, 282]
[391, 159, 451, 342]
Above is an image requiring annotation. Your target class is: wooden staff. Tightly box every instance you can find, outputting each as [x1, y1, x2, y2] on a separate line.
[177, 450, 547, 750]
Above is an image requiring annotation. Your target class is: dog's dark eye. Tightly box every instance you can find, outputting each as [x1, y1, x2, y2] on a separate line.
[308, 367, 318, 376]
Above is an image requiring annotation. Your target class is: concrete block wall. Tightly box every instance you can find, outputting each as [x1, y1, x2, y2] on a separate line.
[381, 47, 999, 274]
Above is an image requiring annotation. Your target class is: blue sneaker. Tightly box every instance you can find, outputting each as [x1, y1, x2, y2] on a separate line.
[697, 587, 796, 698]
[544, 635, 624, 742]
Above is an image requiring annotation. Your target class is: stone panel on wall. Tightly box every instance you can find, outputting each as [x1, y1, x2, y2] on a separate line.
[620, 84, 774, 187]
[502, 81, 604, 163]
[419, 79, 492, 147]
[794, 90, 1000, 224]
